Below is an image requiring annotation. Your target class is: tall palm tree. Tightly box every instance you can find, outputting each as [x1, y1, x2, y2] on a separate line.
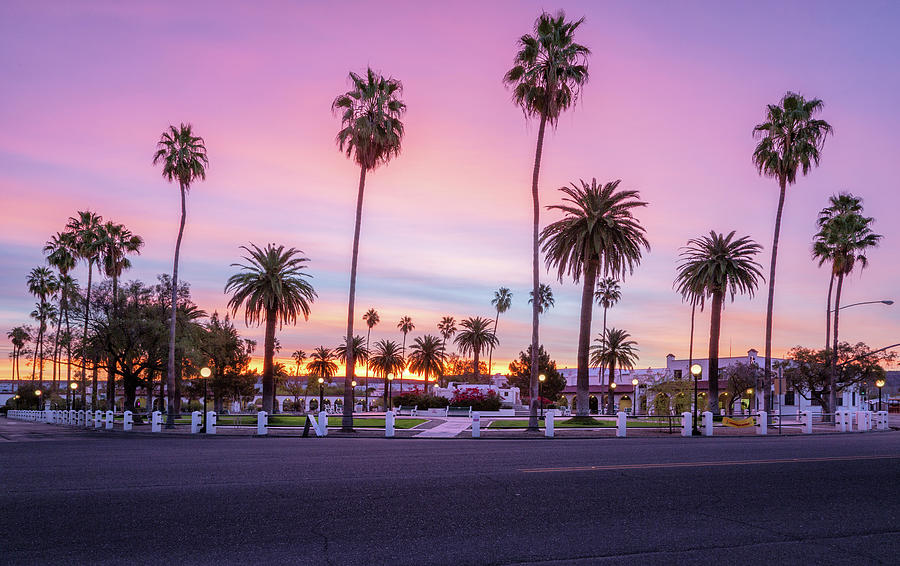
[454, 316, 498, 380]
[225, 244, 316, 414]
[504, 10, 590, 430]
[368, 339, 405, 408]
[674, 231, 763, 414]
[362, 308, 380, 408]
[407, 335, 446, 394]
[307, 346, 339, 381]
[333, 67, 406, 431]
[153, 123, 209, 425]
[590, 328, 639, 414]
[437, 316, 457, 356]
[752, 92, 832, 410]
[29, 302, 57, 391]
[541, 179, 649, 418]
[336, 335, 369, 373]
[7, 326, 31, 388]
[66, 210, 103, 405]
[27, 267, 58, 386]
[488, 288, 513, 376]
[528, 284, 555, 315]
[291, 350, 307, 376]
[397, 316, 414, 392]
[594, 278, 621, 391]
[812, 193, 881, 414]
[99, 221, 144, 408]
[44, 231, 77, 392]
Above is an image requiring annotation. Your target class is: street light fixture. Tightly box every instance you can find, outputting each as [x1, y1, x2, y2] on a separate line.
[317, 377, 325, 412]
[68, 381, 78, 411]
[538, 374, 546, 419]
[351, 380, 357, 411]
[199, 367, 211, 426]
[875, 379, 886, 412]
[835, 299, 894, 311]
[690, 364, 702, 436]
[632, 378, 639, 415]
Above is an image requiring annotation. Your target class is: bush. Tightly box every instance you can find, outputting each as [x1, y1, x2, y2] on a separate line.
[391, 392, 449, 409]
[451, 388, 501, 412]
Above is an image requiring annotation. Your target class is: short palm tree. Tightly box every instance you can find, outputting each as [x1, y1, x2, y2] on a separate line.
[812, 193, 880, 413]
[528, 284, 555, 315]
[369, 339, 405, 408]
[7, 326, 31, 387]
[362, 308, 380, 407]
[66, 210, 102, 404]
[307, 346, 339, 381]
[594, 277, 621, 390]
[590, 328, 639, 414]
[153, 123, 208, 424]
[437, 316, 457, 355]
[454, 317, 498, 380]
[397, 316, 414, 392]
[407, 335, 446, 393]
[752, 92, 831, 408]
[488, 288, 513, 376]
[225, 244, 316, 414]
[541, 179, 649, 417]
[333, 67, 406, 430]
[44, 231, 77, 391]
[336, 335, 369, 372]
[291, 350, 307, 376]
[27, 267, 58, 385]
[504, 10, 590, 429]
[674, 231, 763, 414]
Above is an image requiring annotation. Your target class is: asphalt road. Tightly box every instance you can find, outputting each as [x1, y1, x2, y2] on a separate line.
[2, 419, 899, 565]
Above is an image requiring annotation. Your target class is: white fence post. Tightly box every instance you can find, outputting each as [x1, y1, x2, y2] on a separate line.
[681, 412, 692, 437]
[151, 411, 162, 433]
[856, 411, 866, 432]
[756, 411, 767, 435]
[545, 410, 555, 438]
[205, 411, 216, 435]
[77, 410, 84, 427]
[702, 411, 713, 436]
[123, 410, 133, 432]
[802, 410, 813, 434]
[472, 412, 481, 438]
[190, 411, 202, 434]
[257, 411, 268, 435]
[105, 410, 114, 430]
[616, 411, 627, 438]
[94, 410, 103, 429]
[877, 410, 888, 430]
[385, 410, 395, 438]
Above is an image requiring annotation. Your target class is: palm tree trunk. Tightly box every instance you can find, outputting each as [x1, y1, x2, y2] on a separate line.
[400, 333, 406, 394]
[708, 290, 724, 415]
[473, 348, 480, 379]
[488, 311, 499, 377]
[81, 261, 93, 406]
[575, 260, 598, 417]
[64, 296, 71, 397]
[262, 307, 277, 413]
[528, 111, 548, 431]
[342, 165, 367, 431]
[91, 356, 98, 409]
[166, 182, 187, 428]
[824, 271, 835, 351]
[51, 292, 63, 393]
[763, 177, 787, 414]
[365, 328, 371, 410]
[107, 273, 118, 411]
[829, 271, 845, 415]
[598, 306, 608, 391]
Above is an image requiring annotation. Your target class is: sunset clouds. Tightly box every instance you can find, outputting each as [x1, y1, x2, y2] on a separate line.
[2, 0, 899, 378]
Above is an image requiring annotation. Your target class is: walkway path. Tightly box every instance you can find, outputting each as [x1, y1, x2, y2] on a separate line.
[413, 418, 470, 438]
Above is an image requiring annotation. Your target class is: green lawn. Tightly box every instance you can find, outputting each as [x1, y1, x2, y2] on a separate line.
[173, 415, 425, 429]
[488, 418, 672, 429]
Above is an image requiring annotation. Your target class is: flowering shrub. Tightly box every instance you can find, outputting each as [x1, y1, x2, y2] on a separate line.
[391, 392, 450, 409]
[450, 388, 502, 411]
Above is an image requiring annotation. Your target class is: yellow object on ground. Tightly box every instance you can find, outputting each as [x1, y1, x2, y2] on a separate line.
[722, 417, 755, 428]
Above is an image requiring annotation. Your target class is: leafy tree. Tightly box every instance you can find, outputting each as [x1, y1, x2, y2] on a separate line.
[752, 92, 832, 410]
[507, 345, 565, 401]
[591, 328, 639, 413]
[505, 10, 590, 430]
[197, 312, 255, 412]
[721, 362, 762, 415]
[444, 354, 491, 384]
[454, 317, 498, 380]
[153, 123, 209, 426]
[407, 334, 446, 393]
[333, 67, 406, 430]
[225, 244, 316, 414]
[674, 231, 763, 413]
[541, 179, 648, 417]
[488, 288, 513, 375]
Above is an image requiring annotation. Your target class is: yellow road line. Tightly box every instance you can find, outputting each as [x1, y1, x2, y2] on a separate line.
[520, 454, 900, 473]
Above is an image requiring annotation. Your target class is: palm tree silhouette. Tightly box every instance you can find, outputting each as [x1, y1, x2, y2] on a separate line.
[454, 317, 498, 380]
[488, 288, 512, 376]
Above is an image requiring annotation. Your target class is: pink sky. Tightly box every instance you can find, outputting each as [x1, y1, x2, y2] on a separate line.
[2, 0, 899, 378]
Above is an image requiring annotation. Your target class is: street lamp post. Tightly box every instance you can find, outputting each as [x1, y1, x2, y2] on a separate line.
[386, 374, 394, 410]
[68, 381, 78, 411]
[875, 379, 885, 412]
[34, 388, 43, 410]
[200, 367, 211, 431]
[351, 380, 357, 411]
[632, 378, 639, 415]
[538, 374, 546, 419]
[317, 377, 325, 412]
[609, 381, 617, 414]
[690, 364, 702, 436]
